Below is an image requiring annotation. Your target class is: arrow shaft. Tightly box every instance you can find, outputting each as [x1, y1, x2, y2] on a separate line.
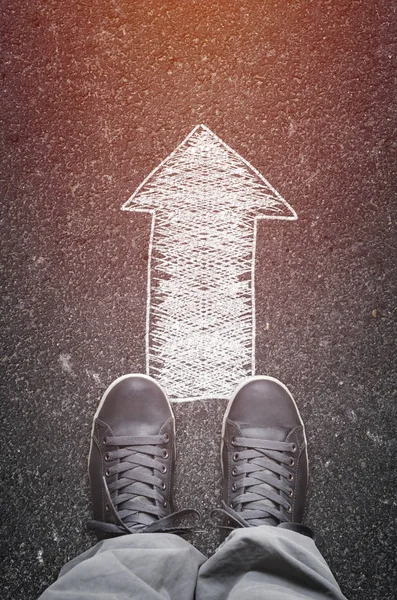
[146, 212, 257, 400]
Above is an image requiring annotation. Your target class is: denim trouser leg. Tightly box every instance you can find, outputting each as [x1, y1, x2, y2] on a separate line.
[196, 526, 348, 600]
[38, 533, 206, 600]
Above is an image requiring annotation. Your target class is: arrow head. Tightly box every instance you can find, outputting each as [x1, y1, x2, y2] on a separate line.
[122, 125, 297, 220]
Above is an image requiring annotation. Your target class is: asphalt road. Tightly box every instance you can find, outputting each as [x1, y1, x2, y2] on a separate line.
[1, 1, 396, 598]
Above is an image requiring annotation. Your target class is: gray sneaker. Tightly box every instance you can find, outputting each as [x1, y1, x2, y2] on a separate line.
[87, 374, 198, 538]
[213, 376, 309, 530]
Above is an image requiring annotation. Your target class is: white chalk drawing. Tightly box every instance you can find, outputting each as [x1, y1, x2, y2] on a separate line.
[122, 124, 297, 401]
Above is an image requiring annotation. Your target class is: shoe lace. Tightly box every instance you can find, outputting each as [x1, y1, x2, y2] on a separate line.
[88, 434, 200, 535]
[211, 437, 296, 529]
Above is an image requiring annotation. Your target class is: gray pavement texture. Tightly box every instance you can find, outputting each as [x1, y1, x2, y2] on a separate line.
[1, 0, 396, 598]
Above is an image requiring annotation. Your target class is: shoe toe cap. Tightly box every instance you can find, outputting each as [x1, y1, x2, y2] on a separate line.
[96, 375, 173, 436]
[228, 377, 303, 432]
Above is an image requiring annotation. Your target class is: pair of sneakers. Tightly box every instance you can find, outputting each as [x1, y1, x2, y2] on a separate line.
[88, 374, 309, 537]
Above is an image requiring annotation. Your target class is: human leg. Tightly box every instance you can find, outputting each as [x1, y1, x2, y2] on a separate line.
[196, 376, 347, 600]
[196, 525, 346, 600]
[38, 374, 203, 599]
[39, 532, 205, 600]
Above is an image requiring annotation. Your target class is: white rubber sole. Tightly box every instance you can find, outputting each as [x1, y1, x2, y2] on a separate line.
[220, 375, 309, 477]
[87, 373, 176, 472]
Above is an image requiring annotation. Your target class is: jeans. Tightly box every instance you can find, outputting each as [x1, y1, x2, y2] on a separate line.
[38, 525, 347, 599]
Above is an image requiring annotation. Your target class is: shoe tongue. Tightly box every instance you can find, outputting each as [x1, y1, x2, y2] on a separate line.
[238, 426, 288, 528]
[240, 426, 290, 442]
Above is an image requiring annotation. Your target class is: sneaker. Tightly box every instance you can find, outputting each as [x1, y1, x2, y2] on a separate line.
[87, 374, 198, 537]
[213, 376, 309, 529]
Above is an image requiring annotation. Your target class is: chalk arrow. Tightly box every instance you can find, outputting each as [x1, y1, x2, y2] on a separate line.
[122, 124, 297, 401]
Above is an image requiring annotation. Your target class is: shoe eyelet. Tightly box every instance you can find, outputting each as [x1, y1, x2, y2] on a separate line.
[232, 467, 238, 476]
[103, 437, 107, 445]
[289, 458, 295, 467]
[292, 443, 297, 453]
[288, 474, 294, 482]
[163, 449, 169, 459]
[233, 452, 239, 461]
[286, 505, 292, 513]
[161, 482, 166, 490]
[105, 503, 110, 511]
[289, 488, 294, 497]
[231, 437, 236, 446]
[164, 433, 169, 442]
[161, 465, 167, 474]
[232, 483, 237, 492]
[104, 452, 110, 461]
[163, 501, 167, 508]
[105, 469, 110, 477]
